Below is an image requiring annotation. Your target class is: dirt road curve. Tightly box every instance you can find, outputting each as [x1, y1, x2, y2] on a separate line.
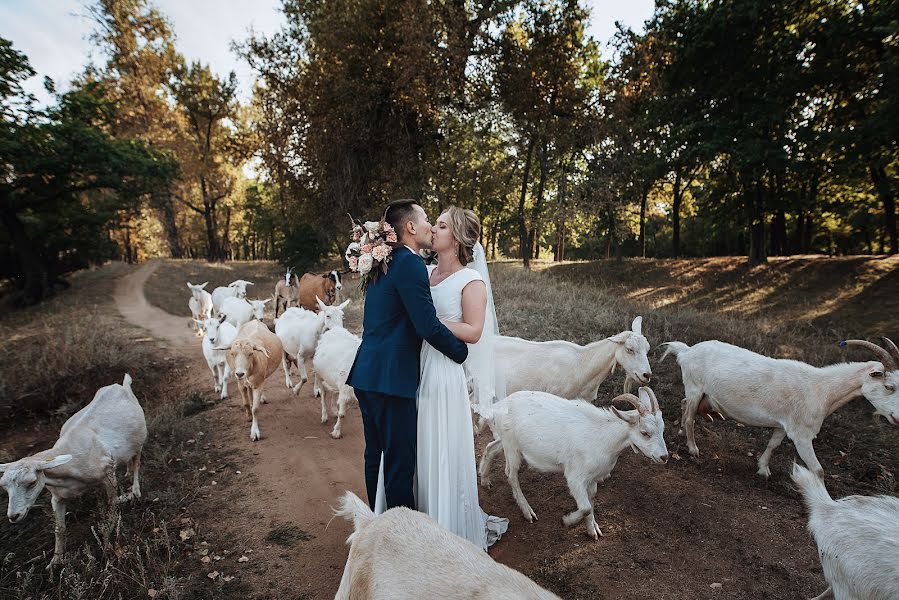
[116, 260, 363, 598]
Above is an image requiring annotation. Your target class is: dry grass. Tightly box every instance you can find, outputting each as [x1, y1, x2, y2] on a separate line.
[0, 263, 169, 419]
[0, 262, 244, 600]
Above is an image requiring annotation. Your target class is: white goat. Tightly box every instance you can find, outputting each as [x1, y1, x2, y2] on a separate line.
[312, 323, 361, 439]
[495, 316, 652, 401]
[792, 463, 899, 600]
[661, 339, 899, 478]
[211, 279, 254, 314]
[478, 387, 668, 540]
[187, 281, 213, 316]
[275, 297, 350, 399]
[197, 315, 238, 400]
[334, 491, 561, 600]
[0, 374, 146, 566]
[220, 296, 269, 330]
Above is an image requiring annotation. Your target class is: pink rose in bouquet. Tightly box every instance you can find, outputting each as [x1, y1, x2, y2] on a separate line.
[372, 244, 391, 261]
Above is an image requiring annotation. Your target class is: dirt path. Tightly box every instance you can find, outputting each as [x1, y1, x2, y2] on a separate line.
[116, 260, 363, 598]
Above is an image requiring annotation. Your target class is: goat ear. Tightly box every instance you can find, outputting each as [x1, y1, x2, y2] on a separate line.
[40, 455, 73, 470]
[869, 368, 884, 378]
[316, 296, 327, 311]
[631, 316, 643, 336]
[252, 344, 271, 358]
[218, 313, 227, 323]
[0, 461, 15, 473]
[609, 332, 630, 344]
[611, 406, 638, 425]
[338, 299, 351, 310]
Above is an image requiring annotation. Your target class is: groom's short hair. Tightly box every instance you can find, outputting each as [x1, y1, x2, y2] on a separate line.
[384, 199, 420, 237]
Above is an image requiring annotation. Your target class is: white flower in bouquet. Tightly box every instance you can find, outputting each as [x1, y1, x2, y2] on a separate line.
[357, 253, 374, 274]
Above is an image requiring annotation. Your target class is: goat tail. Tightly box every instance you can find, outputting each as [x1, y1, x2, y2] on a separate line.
[659, 341, 690, 363]
[334, 491, 375, 544]
[791, 463, 833, 510]
[122, 373, 133, 391]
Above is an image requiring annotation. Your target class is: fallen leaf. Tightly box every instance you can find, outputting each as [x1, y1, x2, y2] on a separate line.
[671, 452, 682, 461]
[201, 556, 211, 564]
[199, 549, 209, 556]
[186, 439, 196, 445]
[179, 528, 196, 541]
[223, 575, 235, 582]
[207, 571, 219, 580]
[710, 583, 723, 590]
[213, 555, 223, 561]
[148, 589, 158, 598]
[237, 556, 249, 563]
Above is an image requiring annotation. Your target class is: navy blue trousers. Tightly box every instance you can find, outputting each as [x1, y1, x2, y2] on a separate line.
[355, 389, 417, 510]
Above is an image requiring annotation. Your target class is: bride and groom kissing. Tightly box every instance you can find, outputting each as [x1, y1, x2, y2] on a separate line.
[347, 199, 508, 549]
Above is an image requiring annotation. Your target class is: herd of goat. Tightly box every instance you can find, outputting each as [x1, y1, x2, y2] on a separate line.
[0, 268, 897, 599]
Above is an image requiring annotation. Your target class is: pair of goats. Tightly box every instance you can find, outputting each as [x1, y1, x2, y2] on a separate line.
[275, 297, 358, 439]
[273, 269, 345, 317]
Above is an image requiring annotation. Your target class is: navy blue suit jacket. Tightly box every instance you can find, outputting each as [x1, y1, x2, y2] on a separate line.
[347, 246, 468, 399]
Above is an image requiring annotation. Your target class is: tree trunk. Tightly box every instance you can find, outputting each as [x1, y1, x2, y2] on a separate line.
[869, 161, 897, 254]
[672, 167, 683, 258]
[771, 209, 786, 256]
[0, 207, 52, 304]
[158, 195, 182, 258]
[528, 138, 549, 262]
[517, 137, 536, 269]
[639, 183, 650, 257]
[748, 181, 768, 264]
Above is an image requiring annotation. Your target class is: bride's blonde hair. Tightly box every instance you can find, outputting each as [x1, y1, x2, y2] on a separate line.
[444, 206, 480, 265]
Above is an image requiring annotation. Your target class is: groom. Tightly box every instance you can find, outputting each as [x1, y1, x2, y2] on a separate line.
[347, 199, 469, 511]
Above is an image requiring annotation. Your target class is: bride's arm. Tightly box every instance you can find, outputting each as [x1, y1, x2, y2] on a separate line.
[441, 280, 487, 344]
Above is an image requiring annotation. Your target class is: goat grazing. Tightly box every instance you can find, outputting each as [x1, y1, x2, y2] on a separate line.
[334, 491, 560, 599]
[0, 374, 146, 566]
[479, 387, 668, 539]
[211, 279, 253, 314]
[661, 338, 899, 477]
[312, 321, 361, 439]
[792, 462, 899, 600]
[495, 316, 651, 401]
[216, 320, 284, 441]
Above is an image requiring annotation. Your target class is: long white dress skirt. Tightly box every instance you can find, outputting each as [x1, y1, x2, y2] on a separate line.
[375, 342, 508, 549]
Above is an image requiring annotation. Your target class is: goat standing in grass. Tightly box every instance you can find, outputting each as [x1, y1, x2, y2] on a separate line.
[0, 375, 146, 567]
[661, 338, 899, 477]
[792, 463, 899, 600]
[479, 387, 668, 539]
[494, 316, 652, 401]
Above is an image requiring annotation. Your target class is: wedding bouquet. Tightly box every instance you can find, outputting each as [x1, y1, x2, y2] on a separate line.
[345, 216, 398, 291]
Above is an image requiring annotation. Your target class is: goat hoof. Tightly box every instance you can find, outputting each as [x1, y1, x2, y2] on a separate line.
[330, 430, 342, 440]
[688, 446, 700, 457]
[757, 465, 771, 478]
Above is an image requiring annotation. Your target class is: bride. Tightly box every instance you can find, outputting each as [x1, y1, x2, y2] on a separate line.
[375, 206, 508, 549]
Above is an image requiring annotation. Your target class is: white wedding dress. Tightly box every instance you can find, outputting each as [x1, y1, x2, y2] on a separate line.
[375, 265, 508, 550]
